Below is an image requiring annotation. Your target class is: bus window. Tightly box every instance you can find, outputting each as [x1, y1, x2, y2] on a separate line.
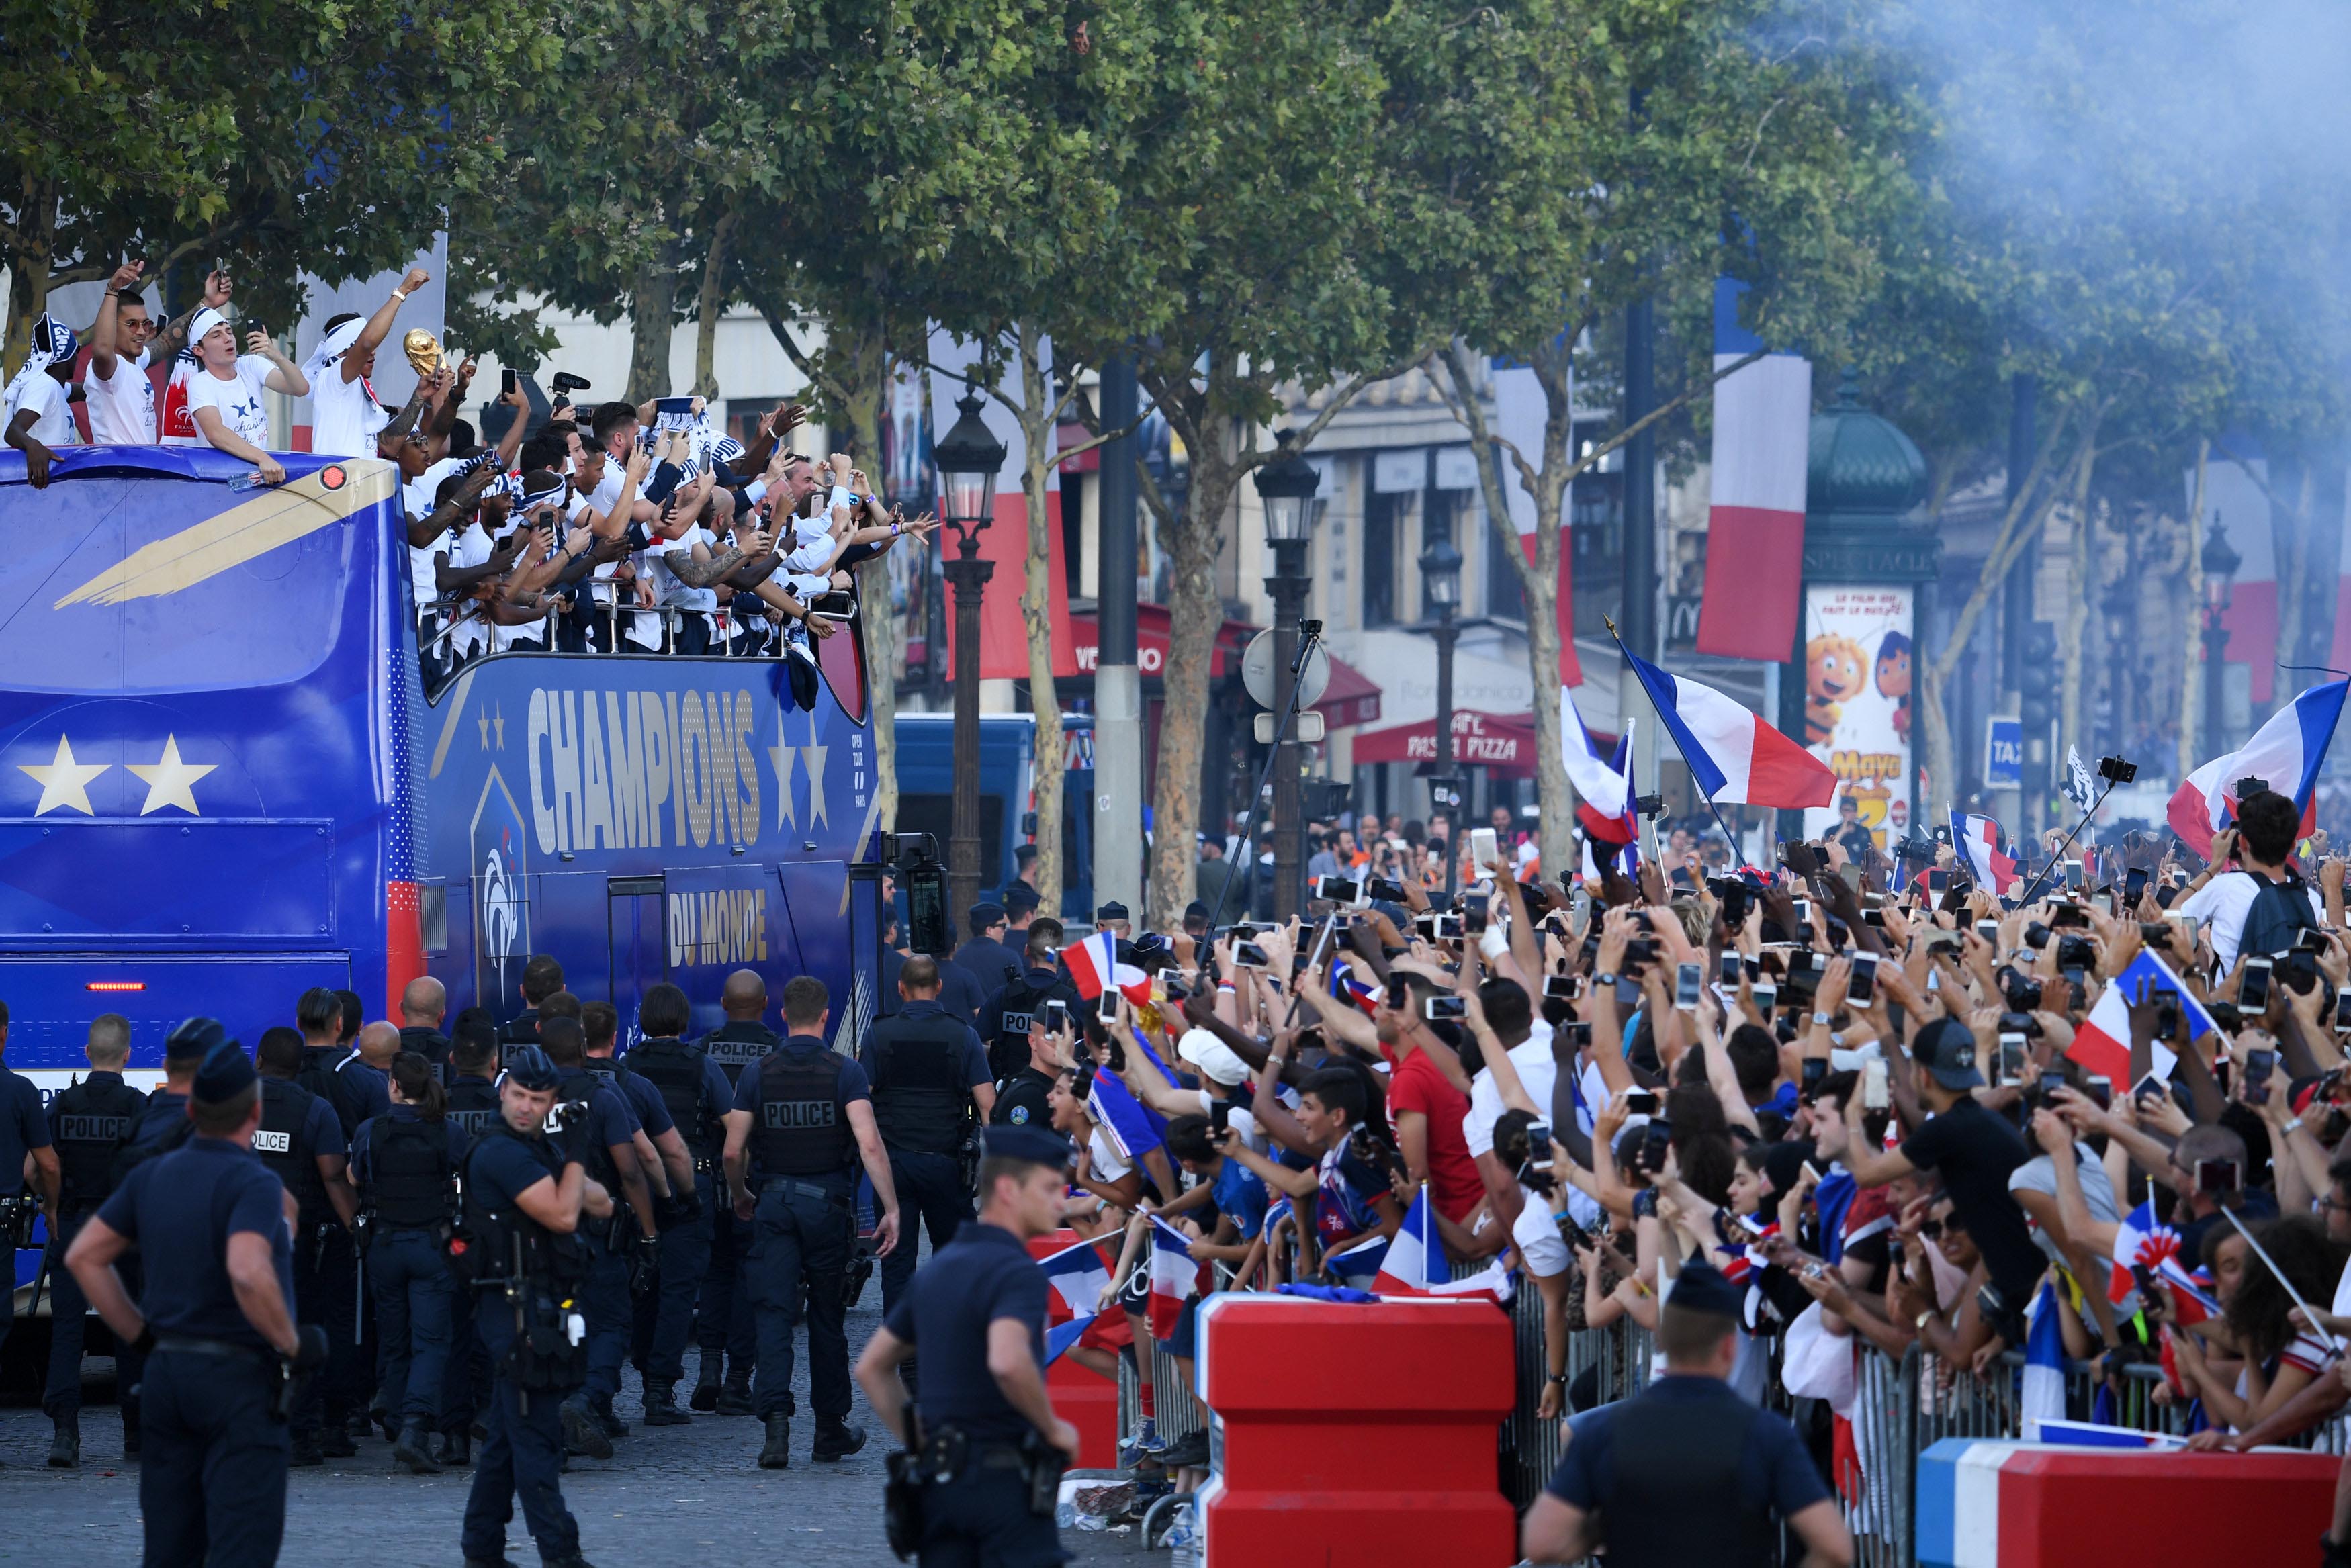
[0, 477, 351, 694]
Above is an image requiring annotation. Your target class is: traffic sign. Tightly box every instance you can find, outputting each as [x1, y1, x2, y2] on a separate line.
[1241, 630, 1331, 710]
[1985, 716, 2023, 789]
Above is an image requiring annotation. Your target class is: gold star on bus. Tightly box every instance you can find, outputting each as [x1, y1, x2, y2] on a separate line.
[126, 735, 217, 816]
[18, 735, 109, 817]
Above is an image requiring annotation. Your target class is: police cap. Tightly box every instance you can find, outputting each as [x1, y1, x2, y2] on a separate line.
[1666, 1260, 1742, 1320]
[1003, 883, 1041, 913]
[504, 1043, 561, 1091]
[1095, 901, 1130, 923]
[981, 1125, 1073, 1171]
[192, 1037, 257, 1105]
[165, 1015, 227, 1062]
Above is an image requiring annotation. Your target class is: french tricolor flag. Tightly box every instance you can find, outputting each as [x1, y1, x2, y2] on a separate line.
[1326, 1232, 1388, 1289]
[1949, 811, 2018, 896]
[2109, 1200, 2218, 1326]
[1372, 1187, 1444, 1293]
[1328, 958, 1379, 1018]
[1147, 1214, 1200, 1338]
[1561, 686, 1634, 840]
[1063, 931, 1151, 1005]
[1624, 648, 1836, 809]
[2069, 950, 2205, 1085]
[1038, 1237, 1112, 1362]
[1694, 277, 1811, 661]
[2165, 679, 2346, 860]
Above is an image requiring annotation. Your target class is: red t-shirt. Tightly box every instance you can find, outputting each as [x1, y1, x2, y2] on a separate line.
[1387, 1049, 1484, 1222]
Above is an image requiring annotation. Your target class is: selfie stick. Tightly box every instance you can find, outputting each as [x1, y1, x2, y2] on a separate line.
[2221, 1203, 2346, 1356]
[2010, 775, 2118, 907]
[1600, 615, 1749, 864]
[1282, 911, 1341, 1029]
[1205, 619, 1326, 933]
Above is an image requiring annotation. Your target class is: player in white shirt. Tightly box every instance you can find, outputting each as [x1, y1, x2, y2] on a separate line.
[3, 313, 82, 488]
[86, 260, 161, 445]
[173, 307, 308, 484]
[301, 265, 430, 458]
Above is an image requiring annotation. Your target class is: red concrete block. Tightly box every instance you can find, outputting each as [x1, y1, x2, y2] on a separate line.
[2000, 1447, 2337, 1568]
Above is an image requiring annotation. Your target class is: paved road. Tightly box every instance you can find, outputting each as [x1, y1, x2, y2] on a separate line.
[0, 1271, 1150, 1566]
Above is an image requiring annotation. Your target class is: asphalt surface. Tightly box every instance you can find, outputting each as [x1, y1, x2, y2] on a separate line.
[0, 1259, 1156, 1567]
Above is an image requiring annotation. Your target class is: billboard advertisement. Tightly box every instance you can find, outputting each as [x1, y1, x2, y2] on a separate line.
[1801, 584, 1913, 843]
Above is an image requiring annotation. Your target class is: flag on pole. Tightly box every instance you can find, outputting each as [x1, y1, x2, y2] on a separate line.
[1086, 1070, 1163, 1163]
[1147, 1215, 1200, 1338]
[1372, 1187, 1444, 1293]
[1621, 647, 1836, 809]
[2069, 950, 2207, 1085]
[2061, 746, 2098, 815]
[1561, 684, 1634, 831]
[1695, 277, 1812, 661]
[1328, 958, 1380, 1017]
[2019, 1280, 2067, 1433]
[1063, 931, 1151, 1005]
[1038, 1238, 1113, 1363]
[2166, 680, 2347, 859]
[1326, 1232, 1389, 1289]
[1949, 811, 2019, 895]
[2109, 1200, 2218, 1326]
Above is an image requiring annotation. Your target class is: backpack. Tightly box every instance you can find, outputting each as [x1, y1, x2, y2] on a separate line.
[2239, 867, 2319, 961]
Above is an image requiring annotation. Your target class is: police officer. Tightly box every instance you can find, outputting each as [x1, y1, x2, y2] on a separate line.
[977, 925, 1079, 1084]
[863, 956, 996, 1326]
[439, 1013, 504, 1463]
[990, 1017, 1061, 1132]
[107, 1009, 216, 1457]
[64, 1023, 326, 1568]
[692, 969, 779, 1414]
[398, 975, 455, 1078]
[500, 954, 567, 1046]
[455, 1043, 607, 1568]
[0, 1008, 58, 1352]
[721, 974, 902, 1469]
[1519, 1262, 1853, 1568]
[41, 1014, 138, 1468]
[855, 1125, 1081, 1568]
[293, 986, 349, 1097]
[955, 903, 1024, 994]
[254, 1025, 362, 1464]
[348, 1051, 470, 1474]
[622, 982, 731, 1426]
[539, 1015, 656, 1457]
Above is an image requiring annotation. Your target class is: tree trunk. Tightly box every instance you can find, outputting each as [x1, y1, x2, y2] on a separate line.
[1145, 424, 1237, 934]
[1012, 322, 1068, 919]
[836, 328, 899, 834]
[626, 252, 678, 406]
[2180, 440, 2209, 775]
[2056, 422, 2102, 766]
[691, 212, 734, 402]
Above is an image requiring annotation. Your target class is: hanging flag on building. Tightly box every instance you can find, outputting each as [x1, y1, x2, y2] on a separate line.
[1695, 277, 1812, 661]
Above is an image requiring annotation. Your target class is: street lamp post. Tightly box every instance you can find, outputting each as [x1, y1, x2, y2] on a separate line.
[934, 388, 1008, 931]
[2202, 514, 2240, 762]
[1253, 432, 1323, 921]
[1419, 533, 1464, 894]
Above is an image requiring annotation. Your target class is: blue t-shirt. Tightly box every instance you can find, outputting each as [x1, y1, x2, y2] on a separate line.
[97, 1135, 294, 1351]
[333, 1056, 393, 1129]
[1545, 1375, 1828, 1516]
[881, 1220, 1049, 1442]
[0, 1062, 53, 1196]
[285, 1085, 351, 1165]
[129, 1089, 191, 1150]
[1212, 1157, 1271, 1241]
[351, 1105, 471, 1186]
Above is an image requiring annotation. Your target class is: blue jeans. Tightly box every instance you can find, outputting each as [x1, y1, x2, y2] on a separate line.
[881, 1149, 974, 1316]
[371, 1228, 455, 1426]
[646, 1172, 714, 1382]
[748, 1177, 853, 1422]
[698, 1200, 758, 1374]
[462, 1309, 580, 1563]
[141, 1348, 289, 1568]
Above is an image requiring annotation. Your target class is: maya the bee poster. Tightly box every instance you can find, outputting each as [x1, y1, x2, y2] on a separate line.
[1801, 586, 1913, 845]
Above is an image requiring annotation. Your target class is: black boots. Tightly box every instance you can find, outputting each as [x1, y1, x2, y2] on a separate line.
[715, 1371, 754, 1417]
[394, 1420, 442, 1475]
[641, 1379, 691, 1426]
[811, 1417, 867, 1463]
[689, 1357, 723, 1412]
[436, 1428, 473, 1466]
[560, 1397, 613, 1460]
[46, 1416, 78, 1469]
[758, 1414, 791, 1469]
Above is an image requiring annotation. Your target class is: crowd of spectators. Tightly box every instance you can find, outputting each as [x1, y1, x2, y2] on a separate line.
[1, 261, 937, 692]
[914, 778, 2351, 1557]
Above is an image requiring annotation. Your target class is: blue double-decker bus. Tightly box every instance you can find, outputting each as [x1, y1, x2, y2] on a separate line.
[0, 445, 886, 1329]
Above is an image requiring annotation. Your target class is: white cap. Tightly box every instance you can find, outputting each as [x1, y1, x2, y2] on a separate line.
[1176, 1027, 1251, 1087]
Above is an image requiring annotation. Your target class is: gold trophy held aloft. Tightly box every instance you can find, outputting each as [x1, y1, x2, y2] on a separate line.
[403, 328, 449, 378]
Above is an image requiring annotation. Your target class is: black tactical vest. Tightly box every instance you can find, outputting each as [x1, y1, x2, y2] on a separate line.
[253, 1077, 327, 1217]
[367, 1116, 455, 1228]
[50, 1073, 145, 1213]
[628, 1038, 717, 1162]
[867, 1016, 970, 1155]
[555, 1067, 620, 1190]
[753, 1046, 852, 1177]
[446, 1076, 502, 1144]
[699, 1021, 779, 1088]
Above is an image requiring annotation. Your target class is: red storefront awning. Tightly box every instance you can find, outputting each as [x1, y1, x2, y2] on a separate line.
[1351, 709, 1539, 777]
[1313, 654, 1384, 729]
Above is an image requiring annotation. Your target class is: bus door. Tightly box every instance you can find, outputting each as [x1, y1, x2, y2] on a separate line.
[770, 860, 858, 1050]
[606, 874, 666, 1047]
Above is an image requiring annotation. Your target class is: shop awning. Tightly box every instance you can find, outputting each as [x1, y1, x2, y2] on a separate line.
[1351, 709, 1539, 777]
[1313, 654, 1383, 729]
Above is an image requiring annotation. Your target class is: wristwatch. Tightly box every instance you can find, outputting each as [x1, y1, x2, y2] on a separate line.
[1595, 972, 1620, 988]
[1546, 1372, 1568, 1385]
[2282, 1115, 2305, 1136]
[1812, 1011, 1833, 1028]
